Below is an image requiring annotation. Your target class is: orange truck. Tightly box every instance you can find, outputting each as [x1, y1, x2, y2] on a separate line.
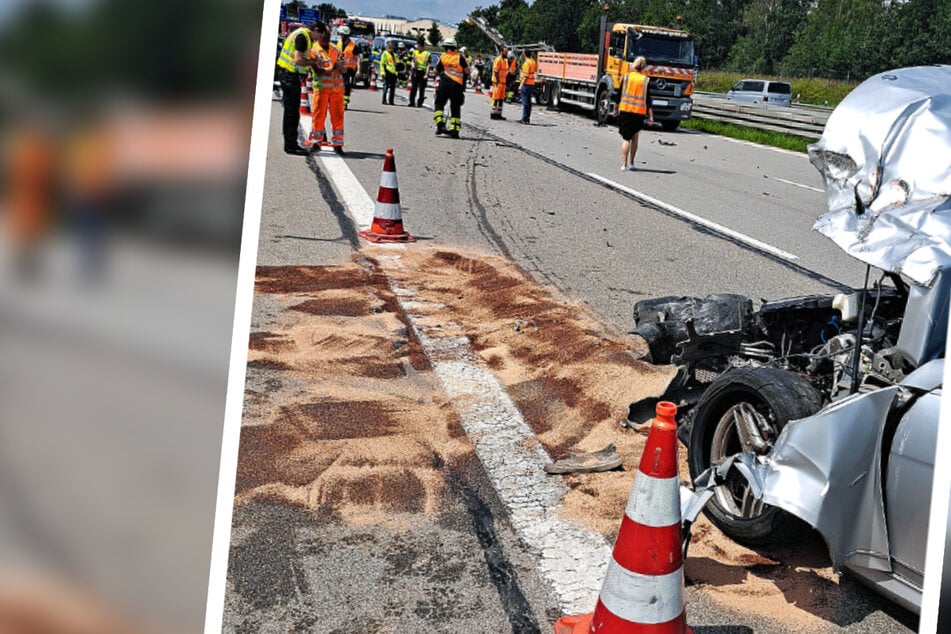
[537, 16, 696, 130]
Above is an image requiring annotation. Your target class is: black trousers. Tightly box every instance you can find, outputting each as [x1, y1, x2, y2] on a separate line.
[409, 70, 428, 106]
[279, 68, 304, 150]
[434, 80, 464, 126]
[343, 69, 355, 97]
[382, 73, 397, 104]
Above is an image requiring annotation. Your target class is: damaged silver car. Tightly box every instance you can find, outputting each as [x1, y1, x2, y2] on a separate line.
[631, 65, 951, 614]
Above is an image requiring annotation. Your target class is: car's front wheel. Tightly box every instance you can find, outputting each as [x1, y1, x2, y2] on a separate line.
[687, 367, 823, 545]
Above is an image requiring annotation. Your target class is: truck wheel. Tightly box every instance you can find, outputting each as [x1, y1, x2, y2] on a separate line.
[595, 86, 610, 125]
[661, 120, 680, 132]
[536, 83, 550, 107]
[687, 367, 823, 546]
[550, 83, 562, 110]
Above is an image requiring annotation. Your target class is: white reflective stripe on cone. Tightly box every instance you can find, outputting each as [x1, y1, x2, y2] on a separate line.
[373, 202, 402, 220]
[599, 561, 685, 624]
[625, 473, 681, 527]
[379, 172, 399, 189]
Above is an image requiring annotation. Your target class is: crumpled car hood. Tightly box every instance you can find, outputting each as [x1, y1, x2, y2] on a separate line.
[809, 65, 951, 286]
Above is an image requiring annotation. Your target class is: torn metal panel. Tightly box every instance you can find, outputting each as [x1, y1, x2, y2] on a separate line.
[759, 388, 899, 571]
[809, 65, 951, 286]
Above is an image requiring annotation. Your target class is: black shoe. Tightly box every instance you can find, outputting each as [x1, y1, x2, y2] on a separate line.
[406, 102, 413, 107]
[284, 146, 309, 156]
[490, 113, 500, 120]
[498, 115, 507, 120]
[333, 146, 344, 155]
[388, 101, 394, 105]
[448, 130, 460, 139]
[435, 124, 446, 135]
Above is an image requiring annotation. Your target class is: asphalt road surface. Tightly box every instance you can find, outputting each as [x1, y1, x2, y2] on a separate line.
[224, 86, 919, 633]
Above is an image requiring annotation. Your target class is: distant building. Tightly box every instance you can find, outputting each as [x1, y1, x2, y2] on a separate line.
[349, 15, 457, 42]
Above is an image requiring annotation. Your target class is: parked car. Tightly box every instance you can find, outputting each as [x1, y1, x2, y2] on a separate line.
[726, 79, 792, 107]
[636, 65, 951, 614]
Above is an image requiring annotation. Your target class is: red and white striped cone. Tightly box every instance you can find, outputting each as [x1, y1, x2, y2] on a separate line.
[554, 401, 693, 634]
[299, 78, 310, 116]
[358, 148, 416, 243]
[369, 66, 378, 91]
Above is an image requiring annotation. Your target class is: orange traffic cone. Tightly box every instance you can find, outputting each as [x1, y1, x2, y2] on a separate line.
[358, 148, 416, 244]
[369, 67, 378, 91]
[299, 78, 310, 116]
[554, 402, 693, 634]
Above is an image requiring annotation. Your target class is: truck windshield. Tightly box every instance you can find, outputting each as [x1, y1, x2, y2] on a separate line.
[627, 32, 694, 66]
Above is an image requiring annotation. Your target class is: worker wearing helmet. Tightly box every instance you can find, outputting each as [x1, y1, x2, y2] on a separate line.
[409, 39, 431, 108]
[490, 45, 509, 120]
[506, 50, 518, 103]
[336, 26, 359, 110]
[307, 22, 348, 153]
[433, 37, 468, 138]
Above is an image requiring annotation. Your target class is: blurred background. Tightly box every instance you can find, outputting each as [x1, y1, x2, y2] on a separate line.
[0, 0, 263, 631]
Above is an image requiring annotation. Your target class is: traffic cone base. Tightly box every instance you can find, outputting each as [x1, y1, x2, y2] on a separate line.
[553, 613, 592, 634]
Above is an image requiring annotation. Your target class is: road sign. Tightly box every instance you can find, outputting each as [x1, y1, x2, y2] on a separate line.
[280, 5, 286, 21]
[299, 7, 320, 24]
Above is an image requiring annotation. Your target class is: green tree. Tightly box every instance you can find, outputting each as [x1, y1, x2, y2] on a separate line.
[782, 0, 885, 79]
[456, 6, 500, 52]
[315, 3, 346, 20]
[527, 0, 594, 52]
[427, 21, 442, 46]
[726, 0, 809, 74]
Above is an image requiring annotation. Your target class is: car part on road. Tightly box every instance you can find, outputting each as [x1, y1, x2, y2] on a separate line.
[544, 444, 623, 474]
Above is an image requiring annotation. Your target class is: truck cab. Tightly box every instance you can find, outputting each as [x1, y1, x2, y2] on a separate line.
[604, 24, 695, 130]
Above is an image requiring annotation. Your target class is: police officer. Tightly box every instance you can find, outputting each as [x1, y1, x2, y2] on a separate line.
[275, 22, 322, 154]
[408, 40, 431, 108]
[379, 40, 398, 105]
[433, 38, 468, 138]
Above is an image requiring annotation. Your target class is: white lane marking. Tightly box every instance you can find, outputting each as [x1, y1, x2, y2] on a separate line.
[314, 153, 375, 230]
[383, 271, 611, 615]
[586, 172, 799, 261]
[308, 124, 613, 612]
[772, 176, 824, 193]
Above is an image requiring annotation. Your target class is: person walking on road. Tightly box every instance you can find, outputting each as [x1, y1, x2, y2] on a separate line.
[276, 22, 322, 155]
[618, 56, 654, 171]
[308, 22, 348, 154]
[380, 40, 398, 105]
[408, 40, 431, 107]
[336, 26, 359, 110]
[490, 46, 509, 120]
[519, 51, 537, 124]
[433, 38, 468, 138]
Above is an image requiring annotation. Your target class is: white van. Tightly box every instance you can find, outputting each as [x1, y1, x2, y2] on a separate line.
[726, 79, 793, 107]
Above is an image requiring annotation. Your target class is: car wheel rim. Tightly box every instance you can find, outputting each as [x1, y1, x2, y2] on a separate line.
[710, 401, 779, 518]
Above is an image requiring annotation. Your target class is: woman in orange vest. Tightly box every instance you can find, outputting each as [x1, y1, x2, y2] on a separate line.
[618, 56, 654, 171]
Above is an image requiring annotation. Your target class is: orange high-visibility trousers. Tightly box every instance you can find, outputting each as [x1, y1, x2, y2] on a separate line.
[311, 88, 345, 146]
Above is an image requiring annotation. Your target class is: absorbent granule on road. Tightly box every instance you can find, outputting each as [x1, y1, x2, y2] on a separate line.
[229, 245, 898, 633]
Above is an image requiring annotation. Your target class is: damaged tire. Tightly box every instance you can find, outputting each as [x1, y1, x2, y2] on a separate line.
[687, 367, 823, 546]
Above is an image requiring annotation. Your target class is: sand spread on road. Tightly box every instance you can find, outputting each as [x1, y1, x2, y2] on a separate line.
[238, 244, 884, 631]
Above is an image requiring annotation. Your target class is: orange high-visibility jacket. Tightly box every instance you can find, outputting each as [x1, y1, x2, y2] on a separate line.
[439, 51, 464, 84]
[619, 71, 649, 115]
[520, 58, 536, 86]
[337, 39, 358, 71]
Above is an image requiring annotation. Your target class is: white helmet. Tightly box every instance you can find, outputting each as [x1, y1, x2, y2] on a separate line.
[443, 37, 457, 47]
[338, 26, 350, 36]
[460, 46, 467, 52]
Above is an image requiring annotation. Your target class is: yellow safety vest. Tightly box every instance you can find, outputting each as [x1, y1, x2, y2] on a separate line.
[311, 42, 344, 91]
[337, 39, 358, 71]
[440, 52, 464, 84]
[619, 71, 648, 115]
[413, 49, 431, 71]
[380, 50, 397, 74]
[520, 58, 536, 86]
[277, 28, 312, 74]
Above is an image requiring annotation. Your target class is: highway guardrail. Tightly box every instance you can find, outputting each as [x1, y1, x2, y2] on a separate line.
[691, 93, 830, 139]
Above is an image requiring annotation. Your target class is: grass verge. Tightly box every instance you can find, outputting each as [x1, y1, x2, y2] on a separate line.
[681, 118, 815, 153]
[696, 70, 858, 108]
